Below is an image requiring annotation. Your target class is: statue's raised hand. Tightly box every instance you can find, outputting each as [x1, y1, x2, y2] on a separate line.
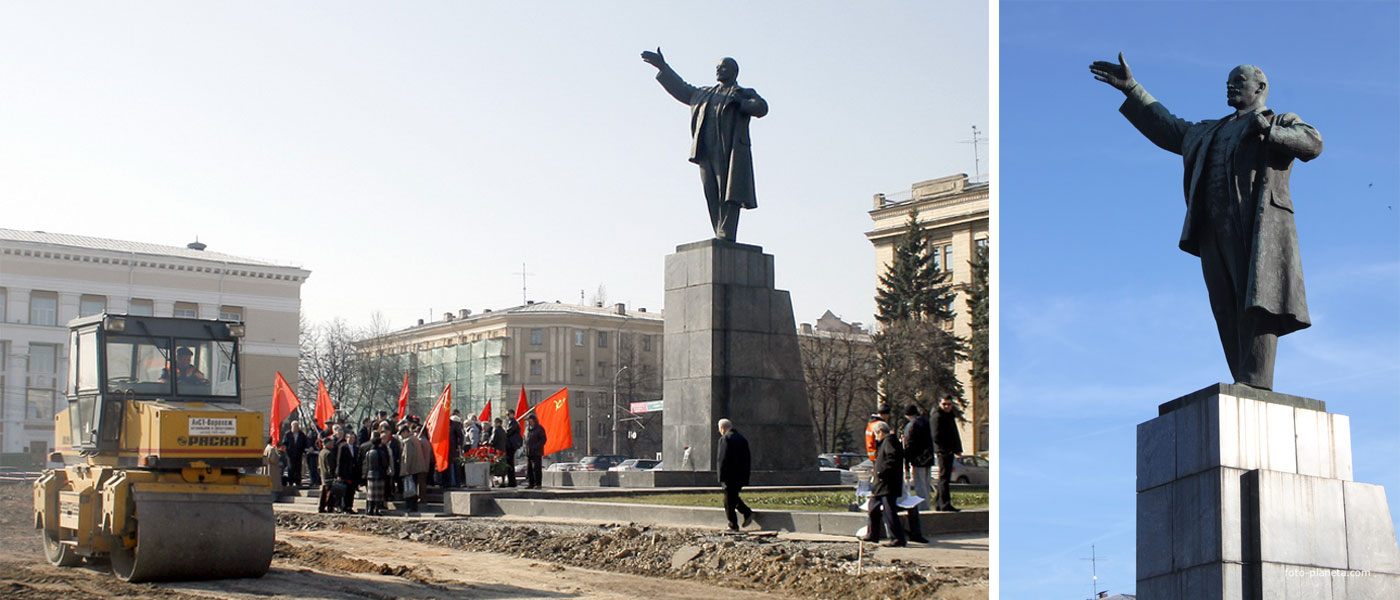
[1090, 52, 1135, 93]
[641, 47, 667, 70]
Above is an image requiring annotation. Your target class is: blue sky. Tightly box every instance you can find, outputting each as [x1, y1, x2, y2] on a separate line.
[999, 2, 1400, 598]
[0, 2, 987, 332]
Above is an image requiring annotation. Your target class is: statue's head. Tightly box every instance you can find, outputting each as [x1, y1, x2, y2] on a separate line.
[1227, 65, 1268, 110]
[715, 57, 739, 85]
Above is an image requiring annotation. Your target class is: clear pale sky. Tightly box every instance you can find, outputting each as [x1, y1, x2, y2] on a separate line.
[1000, 2, 1400, 598]
[0, 2, 988, 333]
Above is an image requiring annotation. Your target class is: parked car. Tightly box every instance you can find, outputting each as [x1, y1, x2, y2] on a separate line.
[578, 455, 630, 471]
[819, 457, 859, 485]
[546, 462, 581, 472]
[818, 452, 866, 470]
[648, 461, 664, 470]
[932, 455, 990, 485]
[609, 459, 660, 472]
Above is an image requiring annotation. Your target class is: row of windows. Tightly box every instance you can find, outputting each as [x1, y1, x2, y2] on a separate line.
[528, 358, 628, 379]
[530, 328, 655, 352]
[0, 288, 242, 325]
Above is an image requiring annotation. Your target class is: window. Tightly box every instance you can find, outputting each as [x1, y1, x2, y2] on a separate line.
[529, 390, 541, 404]
[173, 302, 198, 319]
[930, 247, 941, 273]
[79, 295, 106, 318]
[529, 358, 542, 376]
[219, 306, 243, 322]
[30, 292, 57, 326]
[573, 359, 585, 377]
[27, 388, 55, 421]
[0, 288, 6, 322]
[596, 361, 608, 378]
[29, 343, 57, 374]
[575, 420, 585, 435]
[574, 330, 586, 346]
[976, 237, 988, 250]
[944, 244, 954, 274]
[641, 334, 652, 352]
[597, 331, 608, 348]
[530, 329, 543, 345]
[127, 299, 153, 316]
[596, 422, 608, 437]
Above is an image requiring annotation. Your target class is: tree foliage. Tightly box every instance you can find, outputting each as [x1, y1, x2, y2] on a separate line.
[799, 329, 879, 453]
[873, 209, 965, 412]
[295, 313, 395, 429]
[966, 240, 990, 411]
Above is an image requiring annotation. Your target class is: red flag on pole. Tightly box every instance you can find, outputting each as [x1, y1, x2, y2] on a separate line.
[534, 388, 572, 456]
[396, 373, 410, 421]
[477, 398, 491, 424]
[270, 372, 301, 444]
[313, 379, 335, 430]
[423, 384, 453, 471]
[515, 385, 529, 427]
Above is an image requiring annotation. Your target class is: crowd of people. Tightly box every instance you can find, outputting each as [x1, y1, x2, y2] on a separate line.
[261, 407, 536, 515]
[861, 394, 964, 547]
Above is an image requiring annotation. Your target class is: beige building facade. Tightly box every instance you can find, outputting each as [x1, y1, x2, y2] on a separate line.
[866, 173, 990, 455]
[0, 229, 308, 462]
[356, 302, 664, 463]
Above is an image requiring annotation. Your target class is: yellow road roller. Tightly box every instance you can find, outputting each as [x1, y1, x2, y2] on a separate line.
[34, 314, 274, 582]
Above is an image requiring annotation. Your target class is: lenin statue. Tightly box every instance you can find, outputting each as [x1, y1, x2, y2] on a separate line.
[1090, 53, 1323, 391]
[642, 48, 768, 242]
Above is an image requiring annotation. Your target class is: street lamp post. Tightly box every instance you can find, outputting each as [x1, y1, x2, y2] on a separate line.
[611, 365, 630, 454]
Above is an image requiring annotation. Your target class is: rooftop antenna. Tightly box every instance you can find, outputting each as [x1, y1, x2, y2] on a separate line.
[1080, 544, 1109, 599]
[960, 125, 986, 180]
[513, 262, 534, 305]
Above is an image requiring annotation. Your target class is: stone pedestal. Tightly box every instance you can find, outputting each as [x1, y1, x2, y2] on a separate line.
[1137, 384, 1400, 599]
[661, 240, 820, 474]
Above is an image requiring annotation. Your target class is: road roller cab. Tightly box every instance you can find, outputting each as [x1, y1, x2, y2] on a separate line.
[34, 314, 275, 582]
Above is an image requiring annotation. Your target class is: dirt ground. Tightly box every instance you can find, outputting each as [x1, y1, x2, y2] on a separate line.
[2, 481, 988, 599]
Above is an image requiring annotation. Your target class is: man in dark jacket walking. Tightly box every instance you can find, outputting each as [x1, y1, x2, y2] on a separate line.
[717, 418, 754, 531]
[866, 421, 907, 546]
[523, 414, 547, 489]
[932, 395, 964, 512]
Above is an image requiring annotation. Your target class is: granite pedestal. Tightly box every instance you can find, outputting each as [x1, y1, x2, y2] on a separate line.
[1137, 384, 1400, 599]
[661, 240, 823, 479]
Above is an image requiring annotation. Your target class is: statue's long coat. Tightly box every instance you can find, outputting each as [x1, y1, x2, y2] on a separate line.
[656, 65, 767, 209]
[1119, 83, 1321, 336]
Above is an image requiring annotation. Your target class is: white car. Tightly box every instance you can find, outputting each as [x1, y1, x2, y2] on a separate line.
[932, 455, 990, 485]
[545, 462, 581, 472]
[609, 459, 661, 472]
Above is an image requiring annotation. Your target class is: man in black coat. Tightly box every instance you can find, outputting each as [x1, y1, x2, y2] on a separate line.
[335, 432, 361, 513]
[902, 404, 935, 512]
[716, 418, 754, 531]
[504, 409, 523, 488]
[867, 421, 907, 546]
[281, 421, 310, 488]
[523, 414, 548, 489]
[932, 395, 964, 512]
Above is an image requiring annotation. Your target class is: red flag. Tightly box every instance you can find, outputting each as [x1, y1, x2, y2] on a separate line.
[423, 384, 453, 471]
[396, 373, 410, 421]
[477, 399, 491, 424]
[313, 379, 335, 430]
[534, 388, 572, 456]
[515, 385, 529, 427]
[270, 372, 301, 444]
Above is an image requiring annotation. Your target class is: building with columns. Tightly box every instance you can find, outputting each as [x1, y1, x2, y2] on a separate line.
[355, 301, 664, 463]
[0, 228, 308, 462]
[866, 173, 990, 455]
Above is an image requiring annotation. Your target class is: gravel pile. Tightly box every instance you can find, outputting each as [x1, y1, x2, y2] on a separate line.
[277, 512, 986, 599]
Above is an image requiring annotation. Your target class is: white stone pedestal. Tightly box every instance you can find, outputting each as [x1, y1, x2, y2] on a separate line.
[1137, 383, 1400, 599]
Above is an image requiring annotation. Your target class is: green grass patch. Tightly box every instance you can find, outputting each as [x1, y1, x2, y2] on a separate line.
[589, 490, 988, 512]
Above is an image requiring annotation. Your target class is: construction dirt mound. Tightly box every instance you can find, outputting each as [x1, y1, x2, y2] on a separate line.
[277, 511, 987, 599]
